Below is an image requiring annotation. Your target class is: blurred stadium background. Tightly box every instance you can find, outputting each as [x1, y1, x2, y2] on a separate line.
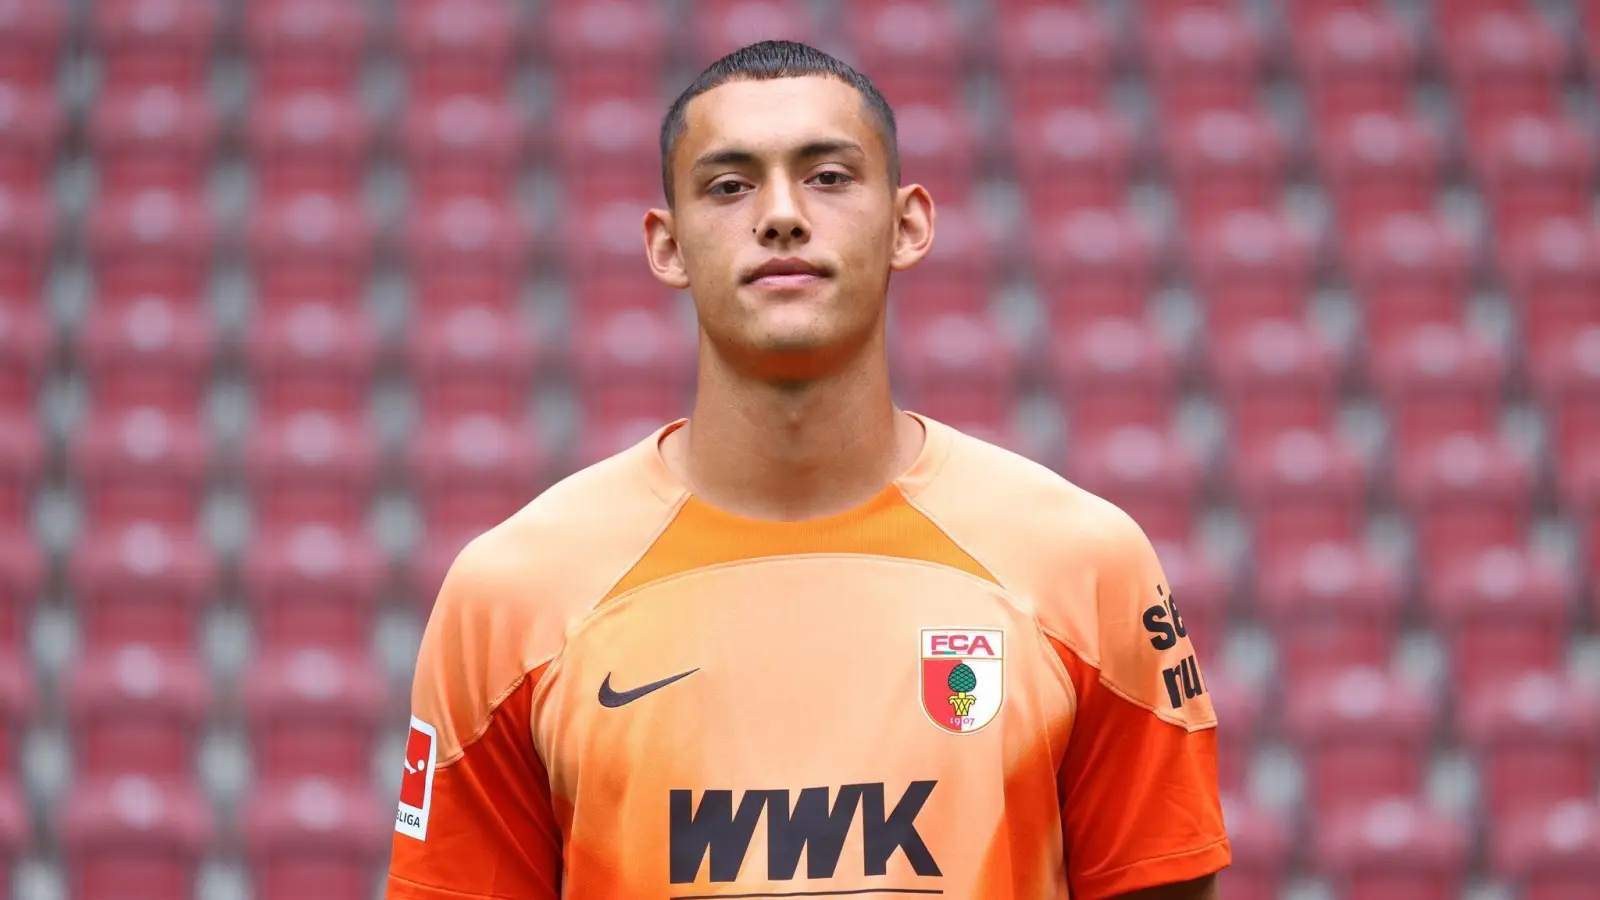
[1, 0, 1598, 898]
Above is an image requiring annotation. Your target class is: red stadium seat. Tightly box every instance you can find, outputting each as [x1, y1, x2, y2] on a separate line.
[995, 3, 1112, 108]
[1317, 110, 1441, 230]
[893, 312, 1018, 427]
[1396, 432, 1532, 570]
[1345, 212, 1472, 334]
[0, 185, 55, 294]
[240, 522, 386, 652]
[0, 648, 32, 775]
[1313, 797, 1471, 900]
[540, 0, 668, 99]
[1460, 671, 1600, 821]
[1202, 667, 1259, 792]
[59, 774, 211, 900]
[0, 301, 50, 410]
[243, 301, 380, 418]
[1051, 317, 1180, 434]
[247, 89, 372, 196]
[244, 410, 381, 529]
[69, 520, 217, 652]
[0, 525, 41, 646]
[1293, 5, 1415, 123]
[562, 195, 660, 284]
[1501, 217, 1600, 347]
[1473, 114, 1595, 235]
[571, 412, 676, 472]
[78, 294, 215, 413]
[65, 643, 208, 778]
[1143, 4, 1262, 113]
[1232, 428, 1368, 560]
[0, 776, 24, 886]
[71, 406, 210, 529]
[1442, 8, 1565, 131]
[1423, 545, 1573, 690]
[90, 0, 218, 89]
[1064, 425, 1200, 545]
[1187, 210, 1316, 327]
[1286, 666, 1437, 811]
[89, 85, 215, 194]
[1532, 325, 1600, 509]
[551, 96, 662, 203]
[241, 777, 391, 900]
[399, 94, 524, 202]
[396, 0, 520, 99]
[410, 414, 550, 534]
[403, 194, 531, 289]
[1370, 322, 1506, 453]
[571, 305, 696, 421]
[1032, 209, 1157, 327]
[0, 0, 65, 86]
[896, 102, 983, 205]
[1164, 108, 1285, 227]
[0, 413, 42, 528]
[1210, 318, 1342, 439]
[241, 647, 388, 780]
[248, 191, 373, 304]
[88, 188, 211, 301]
[843, 0, 966, 107]
[411, 524, 483, 612]
[243, 0, 370, 93]
[890, 201, 1000, 316]
[687, 0, 815, 69]
[1011, 106, 1136, 218]
[0, 83, 63, 189]
[1492, 799, 1600, 900]
[1255, 541, 1405, 681]
[1217, 794, 1291, 900]
[407, 305, 540, 420]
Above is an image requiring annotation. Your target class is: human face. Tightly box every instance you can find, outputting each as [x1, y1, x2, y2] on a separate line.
[644, 76, 934, 382]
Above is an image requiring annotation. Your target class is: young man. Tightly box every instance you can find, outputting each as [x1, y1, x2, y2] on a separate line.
[388, 41, 1229, 900]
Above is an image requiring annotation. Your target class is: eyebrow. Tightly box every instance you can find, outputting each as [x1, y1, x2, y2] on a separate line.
[689, 139, 867, 172]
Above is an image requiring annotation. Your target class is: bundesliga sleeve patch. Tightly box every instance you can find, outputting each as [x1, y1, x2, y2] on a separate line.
[395, 716, 437, 840]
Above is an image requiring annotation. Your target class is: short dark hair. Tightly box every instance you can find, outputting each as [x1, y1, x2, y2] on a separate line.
[658, 40, 900, 205]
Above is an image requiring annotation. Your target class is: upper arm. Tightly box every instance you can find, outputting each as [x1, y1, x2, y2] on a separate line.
[1052, 510, 1231, 900]
[386, 541, 563, 900]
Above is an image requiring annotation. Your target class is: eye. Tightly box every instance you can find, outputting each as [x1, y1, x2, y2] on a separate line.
[811, 170, 853, 187]
[709, 179, 750, 197]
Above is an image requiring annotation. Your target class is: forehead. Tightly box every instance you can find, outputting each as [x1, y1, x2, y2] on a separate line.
[678, 75, 883, 164]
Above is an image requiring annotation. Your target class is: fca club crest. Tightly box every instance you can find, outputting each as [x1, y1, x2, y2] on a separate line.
[920, 628, 1004, 734]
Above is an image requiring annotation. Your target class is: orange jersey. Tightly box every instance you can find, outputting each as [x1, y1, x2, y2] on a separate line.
[387, 414, 1230, 900]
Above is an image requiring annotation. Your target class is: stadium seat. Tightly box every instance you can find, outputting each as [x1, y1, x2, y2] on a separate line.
[1425, 545, 1574, 689]
[561, 194, 664, 284]
[408, 305, 540, 420]
[410, 523, 484, 612]
[243, 410, 381, 529]
[0, 0, 65, 86]
[90, 0, 218, 89]
[69, 520, 217, 652]
[539, 0, 668, 100]
[1500, 216, 1600, 348]
[1032, 209, 1157, 328]
[1011, 106, 1135, 218]
[1255, 541, 1405, 681]
[399, 94, 524, 202]
[240, 776, 391, 900]
[1217, 794, 1291, 900]
[240, 522, 386, 651]
[241, 647, 388, 780]
[88, 188, 212, 301]
[243, 301, 380, 418]
[243, 0, 370, 93]
[1232, 428, 1368, 560]
[570, 305, 696, 421]
[1064, 425, 1200, 545]
[1050, 317, 1179, 434]
[402, 194, 531, 289]
[1142, 3, 1262, 113]
[1459, 671, 1599, 821]
[1344, 212, 1472, 335]
[1163, 108, 1285, 227]
[1491, 798, 1600, 900]
[1317, 110, 1441, 231]
[1285, 665, 1437, 811]
[247, 88, 372, 196]
[1209, 318, 1343, 440]
[89, 85, 215, 194]
[0, 525, 41, 646]
[570, 412, 677, 474]
[550, 96, 663, 203]
[0, 647, 32, 775]
[1187, 210, 1316, 328]
[65, 642, 208, 778]
[1293, 4, 1415, 123]
[1442, 7, 1565, 131]
[396, 0, 520, 99]
[842, 0, 966, 107]
[248, 191, 373, 304]
[892, 312, 1018, 427]
[78, 294, 215, 413]
[0, 775, 24, 887]
[71, 406, 211, 529]
[889, 201, 1000, 316]
[896, 102, 983, 205]
[1472, 114, 1594, 235]
[1202, 666, 1258, 792]
[0, 301, 50, 410]
[59, 774, 211, 900]
[1396, 432, 1533, 571]
[0, 413, 42, 530]
[687, 0, 815, 68]
[1369, 322, 1506, 453]
[0, 185, 55, 294]
[0, 83, 63, 189]
[410, 413, 551, 536]
[994, 3, 1112, 108]
[1312, 797, 1471, 900]
[1532, 325, 1600, 509]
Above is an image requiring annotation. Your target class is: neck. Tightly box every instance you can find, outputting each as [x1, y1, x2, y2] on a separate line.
[663, 334, 923, 521]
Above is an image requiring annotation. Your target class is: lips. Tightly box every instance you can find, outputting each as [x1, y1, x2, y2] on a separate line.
[745, 258, 828, 287]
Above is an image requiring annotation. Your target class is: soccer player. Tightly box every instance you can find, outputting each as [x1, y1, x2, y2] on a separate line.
[388, 40, 1229, 900]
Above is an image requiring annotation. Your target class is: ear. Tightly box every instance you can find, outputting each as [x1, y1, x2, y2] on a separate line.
[889, 183, 936, 272]
[643, 207, 691, 289]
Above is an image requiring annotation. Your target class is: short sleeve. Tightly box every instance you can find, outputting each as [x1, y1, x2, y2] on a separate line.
[386, 541, 563, 900]
[1051, 514, 1230, 900]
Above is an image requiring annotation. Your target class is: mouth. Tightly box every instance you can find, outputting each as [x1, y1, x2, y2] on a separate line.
[744, 258, 828, 289]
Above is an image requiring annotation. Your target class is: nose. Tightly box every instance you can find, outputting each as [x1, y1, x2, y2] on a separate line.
[754, 177, 810, 245]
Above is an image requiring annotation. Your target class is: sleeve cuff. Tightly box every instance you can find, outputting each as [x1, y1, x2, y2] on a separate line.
[1071, 835, 1232, 900]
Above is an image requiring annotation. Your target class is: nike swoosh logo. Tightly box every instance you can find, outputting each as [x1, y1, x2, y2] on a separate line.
[598, 668, 700, 708]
